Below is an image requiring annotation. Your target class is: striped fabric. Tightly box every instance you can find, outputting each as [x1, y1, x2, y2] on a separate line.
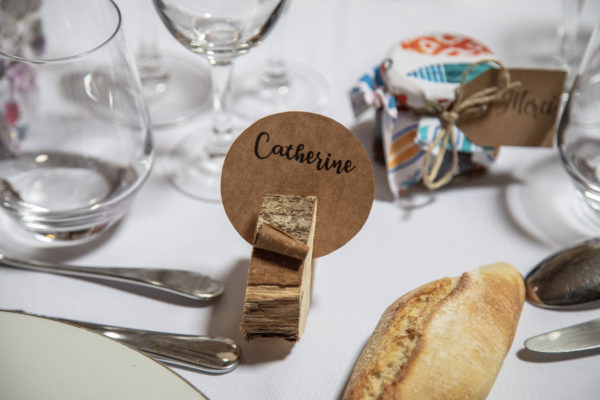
[387, 124, 424, 173]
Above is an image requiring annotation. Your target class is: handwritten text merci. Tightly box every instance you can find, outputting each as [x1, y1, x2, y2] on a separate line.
[496, 88, 559, 120]
[253, 131, 356, 174]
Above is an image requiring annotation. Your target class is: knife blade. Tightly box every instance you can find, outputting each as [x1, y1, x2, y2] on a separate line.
[525, 317, 600, 353]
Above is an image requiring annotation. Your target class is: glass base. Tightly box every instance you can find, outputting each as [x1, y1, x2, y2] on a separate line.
[573, 189, 600, 228]
[140, 53, 211, 128]
[0, 149, 145, 245]
[505, 151, 597, 248]
[233, 59, 329, 121]
[161, 124, 245, 202]
[0, 196, 128, 246]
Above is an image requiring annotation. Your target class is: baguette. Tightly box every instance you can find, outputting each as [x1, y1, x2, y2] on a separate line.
[342, 262, 525, 400]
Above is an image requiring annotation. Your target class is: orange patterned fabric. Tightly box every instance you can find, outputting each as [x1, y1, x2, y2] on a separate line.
[401, 34, 492, 57]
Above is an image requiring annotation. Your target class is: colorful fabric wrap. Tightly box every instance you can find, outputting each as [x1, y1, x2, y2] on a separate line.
[350, 33, 498, 196]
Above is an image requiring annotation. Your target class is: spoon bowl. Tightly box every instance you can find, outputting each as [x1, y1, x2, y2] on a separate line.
[525, 238, 600, 308]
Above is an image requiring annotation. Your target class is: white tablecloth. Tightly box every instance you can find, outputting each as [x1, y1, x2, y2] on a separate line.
[2, 0, 600, 398]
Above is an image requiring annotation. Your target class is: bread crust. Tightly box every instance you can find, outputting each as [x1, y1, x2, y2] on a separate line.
[343, 262, 525, 400]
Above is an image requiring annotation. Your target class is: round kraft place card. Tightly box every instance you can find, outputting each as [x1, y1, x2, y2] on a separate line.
[221, 111, 374, 257]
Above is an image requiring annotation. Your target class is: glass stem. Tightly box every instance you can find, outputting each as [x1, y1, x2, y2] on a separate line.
[558, 0, 585, 68]
[136, 3, 169, 98]
[263, 57, 289, 89]
[208, 61, 234, 156]
[261, 1, 290, 89]
[137, 43, 165, 78]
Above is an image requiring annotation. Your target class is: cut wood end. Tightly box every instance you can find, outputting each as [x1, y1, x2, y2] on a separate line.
[254, 222, 310, 262]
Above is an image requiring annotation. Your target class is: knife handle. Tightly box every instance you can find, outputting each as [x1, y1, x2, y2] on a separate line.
[69, 319, 240, 373]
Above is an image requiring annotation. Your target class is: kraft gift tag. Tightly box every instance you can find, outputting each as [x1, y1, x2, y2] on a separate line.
[221, 111, 375, 257]
[457, 68, 567, 148]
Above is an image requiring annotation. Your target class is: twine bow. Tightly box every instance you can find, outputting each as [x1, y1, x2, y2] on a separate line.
[420, 58, 521, 190]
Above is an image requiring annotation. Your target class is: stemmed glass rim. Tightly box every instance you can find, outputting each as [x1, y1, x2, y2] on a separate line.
[556, 24, 600, 196]
[556, 23, 600, 150]
[0, 0, 122, 64]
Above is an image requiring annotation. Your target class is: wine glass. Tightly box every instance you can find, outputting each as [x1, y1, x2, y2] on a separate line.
[233, 1, 328, 120]
[0, 0, 153, 244]
[557, 24, 600, 226]
[130, 0, 211, 128]
[152, 0, 286, 201]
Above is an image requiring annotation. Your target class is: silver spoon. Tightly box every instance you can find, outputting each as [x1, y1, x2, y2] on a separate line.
[0, 252, 223, 302]
[525, 237, 600, 308]
[4, 310, 240, 374]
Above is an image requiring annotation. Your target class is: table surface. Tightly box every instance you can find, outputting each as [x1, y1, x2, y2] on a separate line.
[2, 0, 600, 399]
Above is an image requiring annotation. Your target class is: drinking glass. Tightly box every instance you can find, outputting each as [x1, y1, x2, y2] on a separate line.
[153, 0, 286, 201]
[557, 24, 600, 221]
[0, 0, 153, 244]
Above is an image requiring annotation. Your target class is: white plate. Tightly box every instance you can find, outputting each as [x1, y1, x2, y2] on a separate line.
[0, 311, 208, 400]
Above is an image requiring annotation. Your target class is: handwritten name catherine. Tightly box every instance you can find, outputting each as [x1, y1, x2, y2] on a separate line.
[253, 131, 356, 174]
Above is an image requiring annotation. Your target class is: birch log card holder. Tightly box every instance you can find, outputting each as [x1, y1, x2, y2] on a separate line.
[221, 112, 375, 342]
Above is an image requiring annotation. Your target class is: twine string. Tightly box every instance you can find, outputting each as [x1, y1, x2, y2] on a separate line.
[420, 58, 521, 190]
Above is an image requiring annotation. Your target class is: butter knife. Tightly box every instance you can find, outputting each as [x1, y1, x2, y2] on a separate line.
[525, 317, 600, 353]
